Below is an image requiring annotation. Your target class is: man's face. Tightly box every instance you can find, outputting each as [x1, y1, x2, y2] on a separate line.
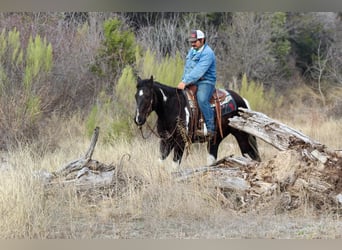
[190, 39, 204, 50]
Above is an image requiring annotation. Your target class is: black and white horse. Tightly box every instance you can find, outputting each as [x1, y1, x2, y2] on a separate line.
[134, 76, 261, 165]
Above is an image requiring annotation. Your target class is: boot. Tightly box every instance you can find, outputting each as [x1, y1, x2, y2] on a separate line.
[195, 129, 216, 139]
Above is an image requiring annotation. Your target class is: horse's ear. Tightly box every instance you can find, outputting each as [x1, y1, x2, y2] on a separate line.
[146, 75, 154, 88]
[136, 76, 142, 87]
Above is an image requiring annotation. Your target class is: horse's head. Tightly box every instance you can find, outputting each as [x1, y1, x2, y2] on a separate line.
[134, 76, 154, 127]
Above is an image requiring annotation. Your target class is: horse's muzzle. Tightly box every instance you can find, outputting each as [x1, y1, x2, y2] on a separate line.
[134, 115, 146, 127]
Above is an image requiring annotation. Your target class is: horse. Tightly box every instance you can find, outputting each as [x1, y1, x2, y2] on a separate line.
[134, 76, 261, 165]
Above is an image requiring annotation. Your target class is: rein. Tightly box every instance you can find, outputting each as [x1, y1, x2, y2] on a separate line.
[138, 121, 158, 139]
[139, 87, 183, 142]
[138, 95, 155, 139]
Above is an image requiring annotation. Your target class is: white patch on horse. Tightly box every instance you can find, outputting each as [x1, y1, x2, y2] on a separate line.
[159, 88, 168, 102]
[139, 89, 144, 96]
[243, 98, 251, 109]
[207, 154, 216, 165]
[184, 107, 190, 132]
[135, 108, 140, 123]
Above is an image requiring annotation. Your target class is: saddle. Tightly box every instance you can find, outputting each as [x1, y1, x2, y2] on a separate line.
[184, 84, 234, 139]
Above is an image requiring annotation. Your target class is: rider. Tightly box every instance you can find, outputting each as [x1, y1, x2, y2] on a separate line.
[177, 29, 217, 138]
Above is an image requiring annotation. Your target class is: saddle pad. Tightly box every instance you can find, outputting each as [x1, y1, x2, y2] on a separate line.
[210, 89, 237, 115]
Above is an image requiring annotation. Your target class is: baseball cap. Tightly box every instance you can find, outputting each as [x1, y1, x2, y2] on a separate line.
[188, 30, 205, 42]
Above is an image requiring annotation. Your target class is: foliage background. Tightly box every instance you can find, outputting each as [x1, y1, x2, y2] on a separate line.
[0, 12, 341, 150]
[0, 12, 342, 239]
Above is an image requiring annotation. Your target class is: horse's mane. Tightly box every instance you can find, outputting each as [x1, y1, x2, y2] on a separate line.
[152, 81, 178, 92]
[150, 81, 186, 99]
[137, 78, 177, 92]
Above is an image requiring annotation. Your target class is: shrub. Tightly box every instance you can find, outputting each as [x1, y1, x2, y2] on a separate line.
[239, 73, 283, 115]
[0, 28, 52, 149]
[115, 65, 137, 110]
[91, 17, 139, 87]
[85, 91, 135, 143]
[137, 49, 184, 86]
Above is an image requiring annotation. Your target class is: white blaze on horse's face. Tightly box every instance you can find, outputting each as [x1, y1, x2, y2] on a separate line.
[135, 89, 145, 125]
[135, 108, 140, 124]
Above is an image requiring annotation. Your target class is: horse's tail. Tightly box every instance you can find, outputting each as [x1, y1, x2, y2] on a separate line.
[242, 97, 261, 161]
[248, 134, 261, 162]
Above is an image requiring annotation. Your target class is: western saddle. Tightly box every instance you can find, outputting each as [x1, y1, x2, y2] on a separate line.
[184, 84, 227, 139]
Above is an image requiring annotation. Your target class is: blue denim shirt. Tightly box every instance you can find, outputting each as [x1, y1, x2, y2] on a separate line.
[181, 44, 216, 86]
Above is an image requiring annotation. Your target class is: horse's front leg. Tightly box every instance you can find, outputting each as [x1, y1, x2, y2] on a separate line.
[159, 139, 181, 172]
[173, 140, 185, 165]
[159, 139, 173, 160]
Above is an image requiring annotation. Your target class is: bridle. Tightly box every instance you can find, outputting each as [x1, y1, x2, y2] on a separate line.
[137, 86, 184, 142]
[137, 92, 155, 139]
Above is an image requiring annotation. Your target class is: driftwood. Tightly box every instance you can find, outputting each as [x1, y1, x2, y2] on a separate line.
[229, 108, 326, 151]
[41, 127, 137, 194]
[53, 127, 114, 177]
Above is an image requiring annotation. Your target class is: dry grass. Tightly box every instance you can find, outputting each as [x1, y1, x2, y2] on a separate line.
[0, 107, 342, 239]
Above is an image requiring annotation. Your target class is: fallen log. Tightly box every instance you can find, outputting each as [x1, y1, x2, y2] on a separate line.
[230, 108, 342, 166]
[228, 108, 326, 151]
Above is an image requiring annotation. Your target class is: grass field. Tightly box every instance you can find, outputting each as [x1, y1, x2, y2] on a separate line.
[0, 106, 341, 239]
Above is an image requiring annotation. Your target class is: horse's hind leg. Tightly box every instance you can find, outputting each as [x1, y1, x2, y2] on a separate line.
[247, 134, 261, 161]
[232, 130, 261, 161]
[207, 138, 222, 164]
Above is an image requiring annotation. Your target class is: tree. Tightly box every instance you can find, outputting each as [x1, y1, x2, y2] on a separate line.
[287, 13, 336, 80]
[91, 17, 139, 91]
[215, 12, 287, 88]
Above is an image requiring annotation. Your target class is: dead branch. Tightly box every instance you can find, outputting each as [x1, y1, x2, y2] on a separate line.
[228, 108, 325, 151]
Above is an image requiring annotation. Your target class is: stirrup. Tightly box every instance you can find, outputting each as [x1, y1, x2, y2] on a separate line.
[195, 129, 216, 139]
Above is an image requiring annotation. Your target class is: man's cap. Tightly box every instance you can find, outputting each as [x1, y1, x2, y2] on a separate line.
[188, 30, 205, 42]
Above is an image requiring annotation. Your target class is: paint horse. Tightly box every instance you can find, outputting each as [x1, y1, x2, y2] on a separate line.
[134, 76, 261, 165]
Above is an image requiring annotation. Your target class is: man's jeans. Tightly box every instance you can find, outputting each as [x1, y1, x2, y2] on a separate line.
[196, 82, 215, 132]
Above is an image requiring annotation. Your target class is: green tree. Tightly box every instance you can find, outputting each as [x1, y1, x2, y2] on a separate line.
[91, 17, 139, 89]
[287, 13, 335, 78]
[270, 12, 291, 77]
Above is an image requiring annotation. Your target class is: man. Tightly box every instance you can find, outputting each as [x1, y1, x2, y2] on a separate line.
[177, 29, 217, 138]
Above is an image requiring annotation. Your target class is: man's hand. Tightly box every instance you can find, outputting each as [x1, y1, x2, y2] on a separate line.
[177, 82, 186, 89]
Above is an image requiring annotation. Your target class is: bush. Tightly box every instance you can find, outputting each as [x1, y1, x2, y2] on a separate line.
[91, 17, 139, 87]
[239, 73, 283, 115]
[137, 49, 184, 86]
[0, 28, 52, 149]
[85, 91, 135, 143]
